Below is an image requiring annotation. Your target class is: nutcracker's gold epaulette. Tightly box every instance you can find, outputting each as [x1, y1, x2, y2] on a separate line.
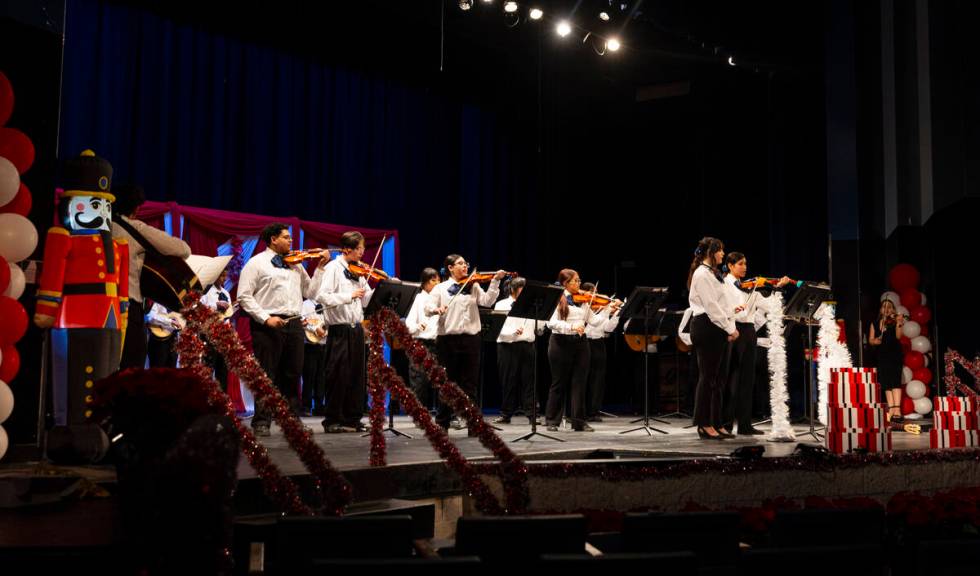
[48, 227, 70, 236]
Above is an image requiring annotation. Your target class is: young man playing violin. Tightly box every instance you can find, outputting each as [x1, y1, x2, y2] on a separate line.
[238, 223, 327, 437]
[426, 255, 507, 433]
[314, 231, 375, 433]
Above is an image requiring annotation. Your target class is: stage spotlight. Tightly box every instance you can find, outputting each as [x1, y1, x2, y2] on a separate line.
[606, 37, 621, 52]
[728, 56, 736, 66]
[599, 11, 610, 21]
[459, 0, 473, 10]
[504, 1, 518, 12]
[556, 20, 572, 37]
[529, 7, 543, 19]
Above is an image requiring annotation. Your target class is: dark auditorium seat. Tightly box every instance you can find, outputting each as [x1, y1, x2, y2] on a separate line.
[311, 556, 481, 573]
[541, 551, 698, 570]
[452, 514, 588, 562]
[274, 514, 415, 575]
[739, 545, 885, 574]
[622, 511, 739, 570]
[770, 507, 884, 549]
[916, 539, 980, 576]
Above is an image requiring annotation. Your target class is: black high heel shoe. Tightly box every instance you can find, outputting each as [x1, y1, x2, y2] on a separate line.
[697, 427, 725, 440]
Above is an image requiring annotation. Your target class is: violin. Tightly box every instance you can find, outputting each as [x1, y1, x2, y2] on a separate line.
[283, 248, 337, 265]
[453, 271, 517, 285]
[349, 261, 390, 282]
[738, 276, 803, 290]
[570, 291, 621, 311]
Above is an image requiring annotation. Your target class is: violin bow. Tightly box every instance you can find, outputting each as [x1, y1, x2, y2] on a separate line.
[365, 234, 386, 279]
[445, 267, 478, 309]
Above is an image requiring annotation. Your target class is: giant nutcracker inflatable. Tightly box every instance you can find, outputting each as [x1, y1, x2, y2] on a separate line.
[34, 150, 128, 463]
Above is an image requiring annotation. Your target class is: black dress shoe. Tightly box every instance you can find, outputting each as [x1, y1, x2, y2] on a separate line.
[586, 416, 603, 423]
[738, 426, 765, 436]
[574, 423, 595, 432]
[546, 424, 559, 432]
[697, 427, 725, 440]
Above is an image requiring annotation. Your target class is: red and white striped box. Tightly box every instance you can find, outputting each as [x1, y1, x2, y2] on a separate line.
[826, 428, 892, 453]
[932, 411, 980, 431]
[934, 396, 977, 413]
[831, 367, 879, 385]
[828, 406, 887, 430]
[929, 429, 980, 449]
[829, 380, 881, 408]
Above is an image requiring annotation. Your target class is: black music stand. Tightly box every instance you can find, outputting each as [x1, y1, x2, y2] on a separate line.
[649, 309, 693, 419]
[507, 281, 565, 443]
[783, 282, 832, 441]
[364, 280, 421, 438]
[619, 287, 670, 436]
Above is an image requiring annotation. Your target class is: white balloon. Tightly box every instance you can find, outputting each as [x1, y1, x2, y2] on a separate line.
[0, 157, 19, 208]
[911, 335, 932, 354]
[902, 366, 913, 384]
[902, 320, 921, 339]
[0, 214, 38, 263]
[881, 291, 900, 306]
[2, 263, 24, 299]
[896, 305, 910, 318]
[906, 380, 926, 399]
[920, 292, 927, 306]
[914, 396, 933, 415]
[0, 381, 12, 424]
[923, 354, 930, 367]
[0, 425, 7, 460]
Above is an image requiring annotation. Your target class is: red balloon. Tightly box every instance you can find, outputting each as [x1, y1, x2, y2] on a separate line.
[0, 71, 12, 126]
[0, 181, 30, 216]
[913, 367, 933, 385]
[0, 254, 8, 294]
[918, 323, 929, 337]
[899, 288, 921, 309]
[900, 336, 912, 352]
[0, 127, 35, 174]
[889, 263, 920, 292]
[904, 351, 925, 370]
[901, 397, 916, 415]
[911, 305, 932, 325]
[0, 296, 27, 345]
[0, 343, 19, 382]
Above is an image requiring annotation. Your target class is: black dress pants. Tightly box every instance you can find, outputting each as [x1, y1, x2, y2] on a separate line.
[322, 323, 366, 428]
[436, 334, 481, 428]
[545, 334, 590, 429]
[690, 314, 729, 428]
[497, 341, 535, 418]
[250, 317, 304, 428]
[724, 322, 757, 431]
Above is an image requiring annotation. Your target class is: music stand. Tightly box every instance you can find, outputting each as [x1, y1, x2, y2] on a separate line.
[649, 309, 693, 419]
[364, 280, 421, 438]
[507, 281, 565, 443]
[478, 309, 509, 431]
[619, 287, 670, 436]
[783, 282, 832, 441]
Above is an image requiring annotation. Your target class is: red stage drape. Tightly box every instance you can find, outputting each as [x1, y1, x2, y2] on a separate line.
[132, 201, 398, 413]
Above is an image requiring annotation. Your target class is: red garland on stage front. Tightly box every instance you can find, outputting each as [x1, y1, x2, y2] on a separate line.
[944, 349, 980, 399]
[177, 291, 352, 516]
[367, 307, 530, 514]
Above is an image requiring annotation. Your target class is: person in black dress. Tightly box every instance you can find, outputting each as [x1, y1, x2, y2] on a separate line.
[869, 298, 905, 422]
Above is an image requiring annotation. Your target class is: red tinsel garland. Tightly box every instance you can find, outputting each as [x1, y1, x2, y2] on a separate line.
[944, 349, 980, 399]
[366, 307, 530, 514]
[177, 291, 352, 516]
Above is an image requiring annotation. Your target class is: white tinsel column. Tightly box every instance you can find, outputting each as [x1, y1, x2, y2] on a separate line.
[815, 302, 853, 425]
[764, 293, 795, 441]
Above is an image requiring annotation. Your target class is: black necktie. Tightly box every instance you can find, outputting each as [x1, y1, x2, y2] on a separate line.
[344, 268, 358, 282]
[447, 283, 472, 297]
[271, 254, 289, 269]
[566, 295, 577, 306]
[218, 291, 229, 303]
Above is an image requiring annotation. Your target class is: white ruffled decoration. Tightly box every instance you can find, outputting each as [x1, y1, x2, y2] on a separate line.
[815, 302, 853, 424]
[764, 292, 795, 441]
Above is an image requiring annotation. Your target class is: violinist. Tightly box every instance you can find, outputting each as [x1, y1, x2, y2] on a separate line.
[200, 267, 233, 391]
[404, 267, 441, 411]
[688, 237, 737, 441]
[426, 254, 507, 433]
[315, 231, 375, 433]
[238, 223, 327, 437]
[580, 282, 622, 423]
[494, 277, 539, 425]
[545, 270, 612, 432]
[721, 253, 791, 436]
[869, 298, 905, 422]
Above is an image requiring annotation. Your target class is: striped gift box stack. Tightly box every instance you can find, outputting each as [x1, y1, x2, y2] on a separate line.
[930, 396, 980, 448]
[826, 368, 891, 453]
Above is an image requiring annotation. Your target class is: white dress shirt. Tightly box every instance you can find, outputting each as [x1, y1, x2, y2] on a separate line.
[112, 214, 192, 304]
[677, 307, 694, 347]
[146, 302, 183, 331]
[547, 291, 611, 336]
[405, 290, 438, 341]
[585, 307, 620, 340]
[315, 257, 375, 326]
[238, 248, 324, 324]
[689, 264, 736, 335]
[426, 277, 501, 336]
[200, 283, 232, 322]
[302, 298, 328, 345]
[495, 296, 537, 343]
[724, 273, 761, 324]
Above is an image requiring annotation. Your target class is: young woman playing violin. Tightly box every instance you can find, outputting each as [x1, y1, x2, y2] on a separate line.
[688, 237, 738, 440]
[544, 270, 614, 432]
[869, 298, 905, 422]
[313, 231, 376, 433]
[426, 255, 508, 433]
[579, 282, 622, 422]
